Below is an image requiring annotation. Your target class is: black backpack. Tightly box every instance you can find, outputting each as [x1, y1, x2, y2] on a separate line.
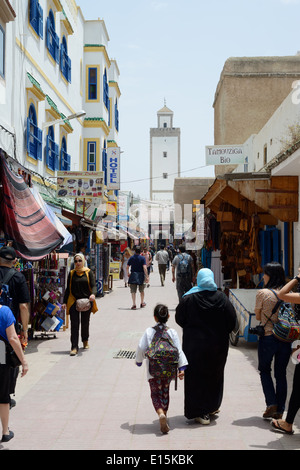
[0, 269, 16, 308]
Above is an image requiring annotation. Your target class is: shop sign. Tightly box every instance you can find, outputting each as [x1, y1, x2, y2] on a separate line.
[107, 147, 120, 190]
[205, 145, 245, 165]
[56, 171, 104, 199]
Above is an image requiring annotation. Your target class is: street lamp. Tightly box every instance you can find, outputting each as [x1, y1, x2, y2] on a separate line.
[42, 110, 86, 129]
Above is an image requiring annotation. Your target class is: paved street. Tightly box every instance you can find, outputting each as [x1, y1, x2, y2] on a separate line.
[1, 266, 300, 452]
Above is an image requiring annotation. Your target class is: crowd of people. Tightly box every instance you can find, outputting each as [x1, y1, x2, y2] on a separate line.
[2, 241, 300, 442]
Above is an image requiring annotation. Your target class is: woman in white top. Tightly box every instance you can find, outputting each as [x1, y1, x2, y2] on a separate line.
[121, 248, 132, 287]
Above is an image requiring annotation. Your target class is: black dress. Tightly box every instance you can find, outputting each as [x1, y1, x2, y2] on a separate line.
[175, 290, 236, 419]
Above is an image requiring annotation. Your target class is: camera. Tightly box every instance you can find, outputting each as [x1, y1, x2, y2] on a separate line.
[249, 325, 265, 337]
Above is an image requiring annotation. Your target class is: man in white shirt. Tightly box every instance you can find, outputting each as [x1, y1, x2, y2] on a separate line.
[155, 245, 169, 286]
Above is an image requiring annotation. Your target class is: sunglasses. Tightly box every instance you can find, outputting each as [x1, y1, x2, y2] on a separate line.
[74, 259, 82, 263]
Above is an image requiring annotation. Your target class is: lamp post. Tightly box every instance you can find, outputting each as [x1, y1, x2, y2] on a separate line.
[42, 110, 86, 129]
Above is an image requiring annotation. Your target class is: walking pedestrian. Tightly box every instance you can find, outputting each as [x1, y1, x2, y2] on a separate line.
[172, 244, 194, 300]
[271, 271, 300, 434]
[62, 253, 98, 356]
[175, 268, 236, 424]
[135, 304, 188, 434]
[155, 245, 169, 286]
[142, 247, 152, 287]
[0, 246, 30, 408]
[121, 248, 132, 287]
[254, 261, 291, 419]
[0, 283, 28, 443]
[127, 246, 149, 309]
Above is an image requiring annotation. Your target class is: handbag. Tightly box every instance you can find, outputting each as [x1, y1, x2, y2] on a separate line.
[76, 298, 92, 312]
[0, 335, 21, 368]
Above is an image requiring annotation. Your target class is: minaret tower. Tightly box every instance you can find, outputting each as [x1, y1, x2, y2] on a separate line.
[150, 102, 180, 201]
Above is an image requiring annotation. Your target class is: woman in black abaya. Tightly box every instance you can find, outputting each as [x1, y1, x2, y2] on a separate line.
[175, 268, 236, 424]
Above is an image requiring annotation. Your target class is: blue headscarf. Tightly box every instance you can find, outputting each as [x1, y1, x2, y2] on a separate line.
[183, 268, 218, 297]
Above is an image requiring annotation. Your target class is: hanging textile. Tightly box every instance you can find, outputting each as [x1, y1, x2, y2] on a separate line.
[0, 154, 64, 260]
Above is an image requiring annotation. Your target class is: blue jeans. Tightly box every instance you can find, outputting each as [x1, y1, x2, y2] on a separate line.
[258, 335, 291, 413]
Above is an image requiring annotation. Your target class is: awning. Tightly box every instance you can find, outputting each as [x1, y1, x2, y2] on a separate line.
[0, 155, 64, 260]
[202, 173, 298, 224]
[31, 186, 73, 247]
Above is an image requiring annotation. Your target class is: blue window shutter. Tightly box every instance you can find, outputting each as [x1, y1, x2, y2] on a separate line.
[37, 127, 43, 161]
[60, 43, 63, 71]
[30, 0, 37, 32]
[46, 17, 51, 50]
[54, 143, 59, 170]
[38, 3, 43, 39]
[46, 134, 50, 167]
[26, 118, 31, 155]
[66, 153, 71, 171]
[67, 56, 71, 83]
[55, 32, 59, 63]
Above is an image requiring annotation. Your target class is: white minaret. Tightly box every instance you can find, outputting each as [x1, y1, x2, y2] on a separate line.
[150, 103, 181, 201]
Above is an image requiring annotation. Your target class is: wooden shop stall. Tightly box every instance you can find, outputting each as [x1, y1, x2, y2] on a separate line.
[201, 173, 298, 288]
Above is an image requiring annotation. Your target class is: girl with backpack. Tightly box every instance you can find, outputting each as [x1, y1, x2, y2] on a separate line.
[135, 304, 188, 434]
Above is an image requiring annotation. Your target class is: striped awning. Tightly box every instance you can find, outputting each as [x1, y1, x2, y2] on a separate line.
[0, 154, 64, 260]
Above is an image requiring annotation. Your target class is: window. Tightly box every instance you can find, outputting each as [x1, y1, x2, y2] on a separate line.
[29, 0, 43, 39]
[60, 36, 71, 83]
[0, 25, 4, 78]
[88, 68, 97, 100]
[163, 123, 167, 128]
[102, 143, 107, 185]
[115, 99, 119, 132]
[27, 104, 42, 161]
[60, 137, 70, 171]
[87, 141, 97, 171]
[46, 10, 59, 63]
[46, 126, 59, 171]
[103, 69, 109, 109]
[163, 173, 168, 179]
[163, 151, 167, 158]
[263, 145, 267, 166]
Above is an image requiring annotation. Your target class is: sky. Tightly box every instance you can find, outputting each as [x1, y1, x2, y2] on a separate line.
[76, 0, 300, 200]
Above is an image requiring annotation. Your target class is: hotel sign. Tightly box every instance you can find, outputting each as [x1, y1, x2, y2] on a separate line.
[107, 147, 120, 190]
[205, 145, 245, 165]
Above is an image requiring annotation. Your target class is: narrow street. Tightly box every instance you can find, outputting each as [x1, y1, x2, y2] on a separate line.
[2, 266, 300, 451]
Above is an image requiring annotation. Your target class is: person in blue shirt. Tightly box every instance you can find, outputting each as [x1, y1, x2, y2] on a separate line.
[0, 283, 28, 443]
[127, 246, 149, 309]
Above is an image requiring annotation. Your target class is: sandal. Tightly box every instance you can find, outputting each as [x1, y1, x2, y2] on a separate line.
[140, 302, 146, 308]
[159, 413, 169, 434]
[272, 419, 294, 435]
[131, 305, 136, 310]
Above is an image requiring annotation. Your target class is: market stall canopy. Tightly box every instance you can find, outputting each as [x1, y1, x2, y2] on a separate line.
[0, 156, 64, 260]
[31, 186, 73, 247]
[202, 173, 298, 224]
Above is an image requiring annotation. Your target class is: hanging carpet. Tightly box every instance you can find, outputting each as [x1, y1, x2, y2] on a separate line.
[0, 155, 64, 260]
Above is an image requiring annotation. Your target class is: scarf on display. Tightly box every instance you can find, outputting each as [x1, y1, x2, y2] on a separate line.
[183, 268, 218, 297]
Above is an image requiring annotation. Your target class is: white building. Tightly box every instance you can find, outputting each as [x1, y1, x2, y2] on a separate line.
[0, 0, 120, 211]
[150, 105, 180, 202]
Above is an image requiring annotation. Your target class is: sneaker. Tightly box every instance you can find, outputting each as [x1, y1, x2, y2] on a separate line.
[195, 415, 210, 425]
[70, 348, 78, 356]
[1, 430, 14, 442]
